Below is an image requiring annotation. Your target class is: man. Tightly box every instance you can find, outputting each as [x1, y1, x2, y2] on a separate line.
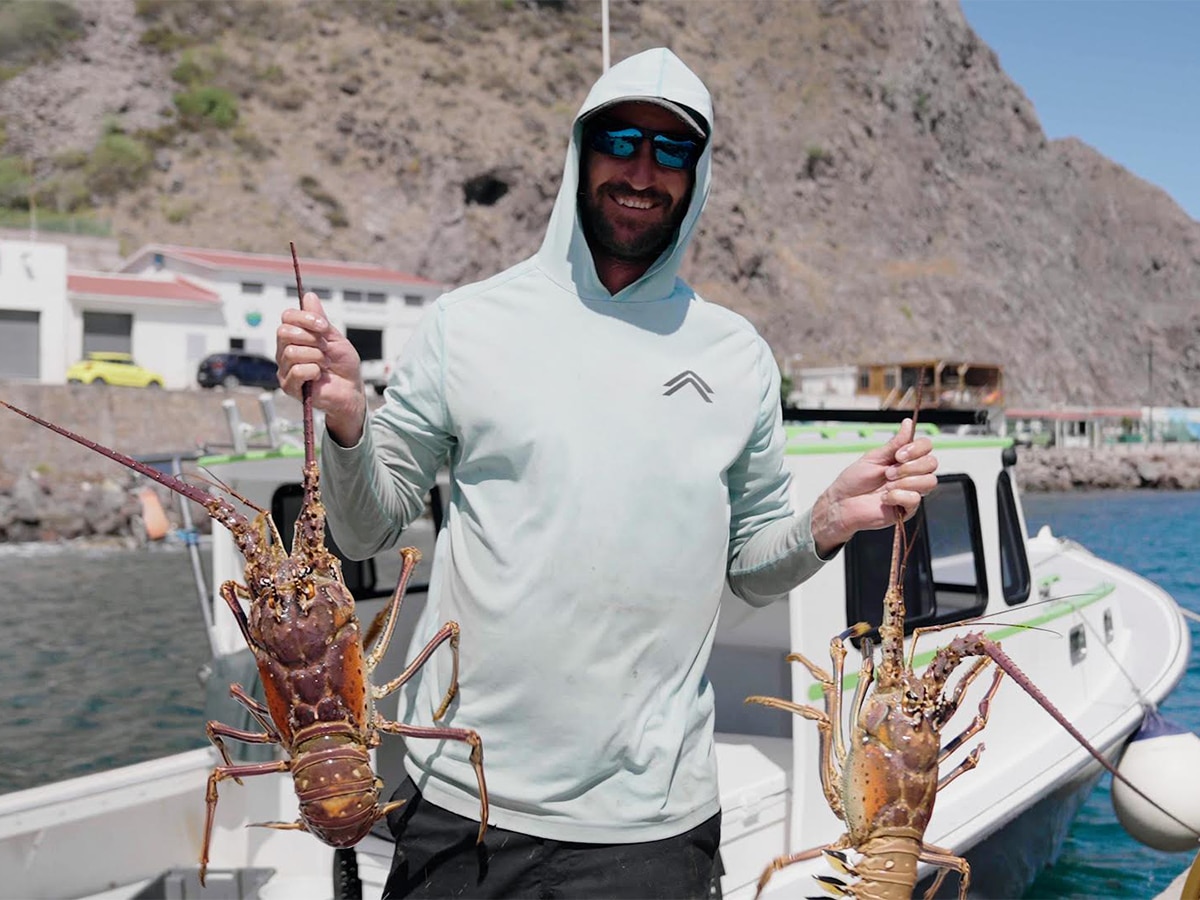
[277, 48, 937, 899]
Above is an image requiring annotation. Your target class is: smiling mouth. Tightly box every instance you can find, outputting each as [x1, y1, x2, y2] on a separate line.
[613, 195, 657, 211]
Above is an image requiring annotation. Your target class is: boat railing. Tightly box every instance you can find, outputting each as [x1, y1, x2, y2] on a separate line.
[206, 392, 312, 455]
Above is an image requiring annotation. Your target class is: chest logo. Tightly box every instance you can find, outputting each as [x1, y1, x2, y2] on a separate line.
[663, 370, 714, 403]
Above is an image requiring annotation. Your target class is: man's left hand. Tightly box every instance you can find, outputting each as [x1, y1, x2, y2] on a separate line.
[810, 417, 938, 558]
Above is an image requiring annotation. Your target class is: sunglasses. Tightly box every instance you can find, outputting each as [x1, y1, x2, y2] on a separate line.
[587, 125, 702, 171]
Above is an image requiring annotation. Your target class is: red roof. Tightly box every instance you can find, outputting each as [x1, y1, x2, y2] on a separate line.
[68, 273, 221, 303]
[129, 244, 439, 287]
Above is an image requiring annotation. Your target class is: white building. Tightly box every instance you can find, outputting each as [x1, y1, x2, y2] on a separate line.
[0, 239, 446, 389]
[0, 240, 70, 384]
[786, 364, 880, 409]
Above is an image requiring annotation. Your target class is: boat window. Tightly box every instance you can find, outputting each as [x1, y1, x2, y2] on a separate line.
[845, 507, 936, 645]
[997, 469, 1031, 605]
[924, 475, 989, 615]
[845, 474, 988, 643]
[271, 484, 379, 597]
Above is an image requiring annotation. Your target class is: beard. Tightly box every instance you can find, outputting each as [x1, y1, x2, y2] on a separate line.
[580, 182, 688, 263]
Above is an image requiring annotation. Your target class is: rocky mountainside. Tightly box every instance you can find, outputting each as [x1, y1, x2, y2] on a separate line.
[2, 0, 1198, 406]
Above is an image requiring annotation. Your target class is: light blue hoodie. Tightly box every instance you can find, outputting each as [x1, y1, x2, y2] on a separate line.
[321, 48, 828, 842]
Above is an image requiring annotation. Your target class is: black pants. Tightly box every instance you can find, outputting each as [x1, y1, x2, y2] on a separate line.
[382, 776, 722, 899]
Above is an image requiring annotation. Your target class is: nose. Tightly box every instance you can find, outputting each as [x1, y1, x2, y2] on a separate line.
[623, 140, 659, 189]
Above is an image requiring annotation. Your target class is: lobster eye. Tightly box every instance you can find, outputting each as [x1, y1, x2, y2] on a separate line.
[259, 576, 272, 588]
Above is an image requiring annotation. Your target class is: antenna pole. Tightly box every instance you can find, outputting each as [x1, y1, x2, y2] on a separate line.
[601, 0, 610, 72]
[27, 156, 36, 240]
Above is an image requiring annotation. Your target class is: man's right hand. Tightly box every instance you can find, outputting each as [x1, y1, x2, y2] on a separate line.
[276, 293, 367, 446]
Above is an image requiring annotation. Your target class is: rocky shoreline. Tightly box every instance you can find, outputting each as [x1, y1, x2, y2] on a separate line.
[1014, 444, 1200, 492]
[0, 470, 212, 545]
[0, 445, 1196, 545]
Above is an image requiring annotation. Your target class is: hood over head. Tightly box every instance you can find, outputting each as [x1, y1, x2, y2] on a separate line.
[535, 48, 713, 303]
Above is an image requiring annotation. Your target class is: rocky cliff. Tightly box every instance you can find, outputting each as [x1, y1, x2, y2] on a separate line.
[2, 0, 1198, 406]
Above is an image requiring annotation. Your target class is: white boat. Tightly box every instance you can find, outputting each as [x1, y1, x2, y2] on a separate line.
[0, 403, 1192, 900]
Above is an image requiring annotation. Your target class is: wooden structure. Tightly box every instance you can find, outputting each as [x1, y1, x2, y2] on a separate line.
[857, 359, 1004, 409]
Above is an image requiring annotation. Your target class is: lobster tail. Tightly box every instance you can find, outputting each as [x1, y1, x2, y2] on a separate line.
[289, 734, 383, 847]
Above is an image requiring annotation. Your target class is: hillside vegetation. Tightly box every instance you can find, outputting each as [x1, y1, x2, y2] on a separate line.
[1, 0, 1198, 406]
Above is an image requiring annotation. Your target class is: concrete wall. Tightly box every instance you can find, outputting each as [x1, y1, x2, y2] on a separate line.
[0, 383, 309, 481]
[0, 229, 123, 271]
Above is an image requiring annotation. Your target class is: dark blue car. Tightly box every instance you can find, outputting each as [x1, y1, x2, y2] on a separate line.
[197, 352, 279, 390]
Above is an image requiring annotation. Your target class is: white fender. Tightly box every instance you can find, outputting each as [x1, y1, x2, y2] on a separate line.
[1112, 709, 1200, 852]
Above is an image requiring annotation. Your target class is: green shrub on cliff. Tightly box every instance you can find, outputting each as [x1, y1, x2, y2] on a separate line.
[0, 155, 29, 208]
[85, 131, 153, 198]
[174, 85, 239, 130]
[0, 0, 84, 70]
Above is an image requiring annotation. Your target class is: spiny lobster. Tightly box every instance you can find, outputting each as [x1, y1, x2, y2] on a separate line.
[745, 413, 1197, 900]
[0, 243, 488, 883]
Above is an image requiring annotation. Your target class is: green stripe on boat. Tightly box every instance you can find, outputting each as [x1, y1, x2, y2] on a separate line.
[783, 424, 1011, 455]
[198, 445, 309, 466]
[806, 583, 1116, 701]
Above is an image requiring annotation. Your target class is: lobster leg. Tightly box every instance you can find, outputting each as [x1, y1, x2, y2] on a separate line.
[938, 666, 1004, 764]
[744, 694, 843, 820]
[228, 683, 281, 736]
[218, 581, 256, 648]
[827, 623, 872, 766]
[204, 683, 286, 776]
[845, 637, 875, 753]
[916, 842, 970, 900]
[936, 743, 984, 792]
[932, 656, 993, 730]
[363, 547, 422, 671]
[814, 624, 871, 814]
[206, 720, 281, 774]
[201, 758, 292, 886]
[752, 842, 830, 899]
[372, 621, 463, 721]
[768, 626, 868, 819]
[374, 716, 489, 843]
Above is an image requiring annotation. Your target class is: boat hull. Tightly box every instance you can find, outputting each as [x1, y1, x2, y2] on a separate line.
[918, 767, 1104, 898]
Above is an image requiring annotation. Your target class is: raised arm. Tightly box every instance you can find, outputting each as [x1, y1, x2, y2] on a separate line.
[727, 342, 938, 606]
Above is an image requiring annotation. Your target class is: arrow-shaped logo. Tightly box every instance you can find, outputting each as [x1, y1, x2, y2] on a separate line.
[663, 370, 714, 403]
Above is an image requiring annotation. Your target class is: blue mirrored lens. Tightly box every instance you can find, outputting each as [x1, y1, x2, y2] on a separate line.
[593, 127, 641, 159]
[589, 126, 699, 170]
[652, 136, 697, 170]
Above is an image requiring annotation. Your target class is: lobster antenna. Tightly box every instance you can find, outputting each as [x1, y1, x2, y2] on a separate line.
[194, 466, 269, 517]
[192, 465, 284, 550]
[0, 399, 216, 510]
[887, 375, 926, 594]
[289, 241, 315, 475]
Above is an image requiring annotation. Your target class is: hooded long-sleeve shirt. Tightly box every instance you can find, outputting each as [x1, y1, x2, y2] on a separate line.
[320, 48, 831, 843]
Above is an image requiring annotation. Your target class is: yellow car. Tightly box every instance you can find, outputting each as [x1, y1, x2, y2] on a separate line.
[66, 352, 165, 388]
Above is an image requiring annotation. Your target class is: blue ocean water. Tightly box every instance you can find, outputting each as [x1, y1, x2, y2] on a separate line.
[1021, 491, 1200, 899]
